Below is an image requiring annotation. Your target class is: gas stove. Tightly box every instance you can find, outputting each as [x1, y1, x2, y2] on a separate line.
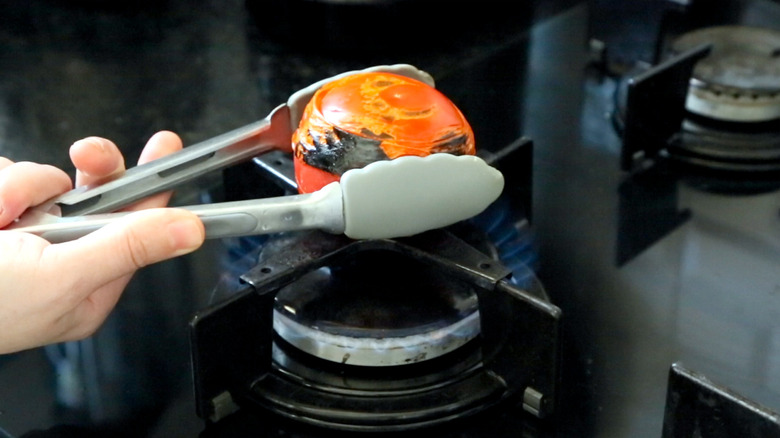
[195, 2, 780, 434]
[2, 1, 780, 437]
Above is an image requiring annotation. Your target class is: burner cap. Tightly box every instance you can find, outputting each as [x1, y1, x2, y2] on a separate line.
[671, 26, 780, 122]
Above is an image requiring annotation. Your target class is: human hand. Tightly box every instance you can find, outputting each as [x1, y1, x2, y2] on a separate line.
[0, 132, 205, 354]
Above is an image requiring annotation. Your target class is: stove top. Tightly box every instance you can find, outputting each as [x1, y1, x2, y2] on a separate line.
[1, 0, 780, 437]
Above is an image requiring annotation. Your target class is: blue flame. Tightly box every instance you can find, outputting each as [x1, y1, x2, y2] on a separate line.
[214, 196, 538, 297]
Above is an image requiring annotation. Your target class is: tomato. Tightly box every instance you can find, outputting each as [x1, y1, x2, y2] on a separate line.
[292, 71, 475, 193]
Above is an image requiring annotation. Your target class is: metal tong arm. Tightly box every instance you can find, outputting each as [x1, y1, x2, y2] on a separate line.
[55, 104, 292, 217]
[12, 182, 345, 244]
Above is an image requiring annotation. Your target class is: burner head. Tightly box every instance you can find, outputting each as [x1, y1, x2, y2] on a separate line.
[272, 249, 481, 367]
[671, 26, 780, 123]
[292, 71, 475, 193]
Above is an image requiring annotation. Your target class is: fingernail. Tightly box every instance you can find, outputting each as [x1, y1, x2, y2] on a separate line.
[167, 217, 204, 255]
[74, 137, 109, 154]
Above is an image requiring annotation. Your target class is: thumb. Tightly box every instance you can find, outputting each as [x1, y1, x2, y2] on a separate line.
[49, 208, 205, 292]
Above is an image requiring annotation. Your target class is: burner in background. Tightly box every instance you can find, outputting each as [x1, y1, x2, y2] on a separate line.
[670, 26, 780, 123]
[615, 27, 780, 174]
[664, 25, 780, 172]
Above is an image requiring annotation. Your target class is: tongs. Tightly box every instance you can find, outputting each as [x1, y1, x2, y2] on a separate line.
[6, 65, 505, 243]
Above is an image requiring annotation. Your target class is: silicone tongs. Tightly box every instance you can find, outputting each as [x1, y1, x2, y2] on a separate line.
[7, 65, 505, 243]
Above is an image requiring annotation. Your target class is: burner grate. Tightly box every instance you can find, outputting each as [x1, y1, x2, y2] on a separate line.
[190, 230, 561, 430]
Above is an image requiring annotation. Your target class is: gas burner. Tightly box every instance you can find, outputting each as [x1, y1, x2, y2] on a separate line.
[267, 213, 521, 368]
[616, 28, 780, 174]
[190, 229, 561, 431]
[272, 254, 481, 367]
[670, 26, 780, 123]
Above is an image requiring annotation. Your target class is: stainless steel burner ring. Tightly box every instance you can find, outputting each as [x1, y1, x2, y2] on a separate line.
[671, 25, 780, 122]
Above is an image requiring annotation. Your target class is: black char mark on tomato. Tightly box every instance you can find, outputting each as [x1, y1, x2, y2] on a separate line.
[301, 126, 389, 176]
[430, 132, 471, 155]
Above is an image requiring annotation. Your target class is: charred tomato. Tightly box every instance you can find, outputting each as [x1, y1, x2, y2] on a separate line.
[292, 71, 475, 193]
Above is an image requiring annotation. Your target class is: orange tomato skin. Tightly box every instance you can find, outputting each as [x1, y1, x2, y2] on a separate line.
[294, 159, 341, 195]
[292, 71, 475, 194]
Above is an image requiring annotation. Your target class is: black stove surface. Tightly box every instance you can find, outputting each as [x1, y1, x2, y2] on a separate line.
[1, 0, 779, 437]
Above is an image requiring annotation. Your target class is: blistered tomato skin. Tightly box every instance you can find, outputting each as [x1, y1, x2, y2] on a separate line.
[292, 71, 475, 194]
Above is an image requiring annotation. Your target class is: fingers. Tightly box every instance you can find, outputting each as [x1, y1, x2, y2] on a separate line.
[0, 133, 198, 352]
[125, 131, 184, 211]
[0, 162, 73, 227]
[137, 130, 183, 165]
[70, 131, 183, 188]
[46, 208, 205, 295]
[70, 137, 126, 187]
[70, 131, 183, 211]
[0, 157, 13, 171]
